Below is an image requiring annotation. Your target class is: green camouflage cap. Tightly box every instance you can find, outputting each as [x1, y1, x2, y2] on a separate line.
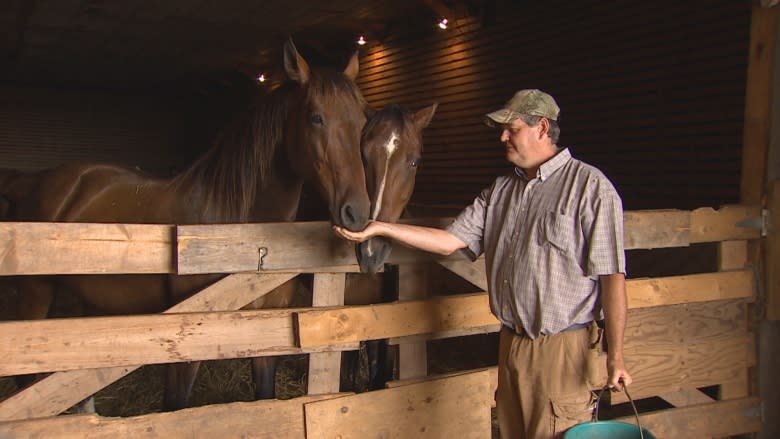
[484, 89, 560, 126]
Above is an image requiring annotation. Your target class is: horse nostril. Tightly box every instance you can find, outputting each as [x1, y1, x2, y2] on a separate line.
[341, 203, 368, 231]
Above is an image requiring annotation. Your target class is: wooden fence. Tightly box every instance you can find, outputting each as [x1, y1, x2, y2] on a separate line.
[0, 204, 764, 438]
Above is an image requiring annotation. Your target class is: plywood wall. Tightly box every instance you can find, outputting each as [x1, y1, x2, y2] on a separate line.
[0, 85, 201, 176]
[356, 0, 751, 211]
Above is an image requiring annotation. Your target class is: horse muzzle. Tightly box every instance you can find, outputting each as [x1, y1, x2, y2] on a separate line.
[356, 237, 392, 274]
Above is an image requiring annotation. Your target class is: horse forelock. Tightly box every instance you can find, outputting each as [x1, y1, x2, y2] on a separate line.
[307, 69, 366, 115]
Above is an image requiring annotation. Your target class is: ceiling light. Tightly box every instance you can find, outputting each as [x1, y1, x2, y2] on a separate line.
[438, 18, 448, 30]
[256, 73, 266, 83]
[357, 35, 366, 45]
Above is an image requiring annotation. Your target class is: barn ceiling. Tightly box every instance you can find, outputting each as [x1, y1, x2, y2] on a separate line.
[1, 0, 487, 93]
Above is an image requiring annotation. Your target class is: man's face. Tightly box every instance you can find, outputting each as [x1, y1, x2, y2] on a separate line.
[499, 118, 536, 168]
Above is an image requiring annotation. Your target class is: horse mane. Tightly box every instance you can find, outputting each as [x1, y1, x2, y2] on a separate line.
[171, 67, 365, 224]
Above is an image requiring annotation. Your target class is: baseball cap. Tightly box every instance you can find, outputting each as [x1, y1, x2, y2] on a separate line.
[484, 89, 560, 126]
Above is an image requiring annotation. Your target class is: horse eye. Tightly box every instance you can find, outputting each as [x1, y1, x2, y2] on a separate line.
[310, 114, 324, 125]
[410, 158, 421, 168]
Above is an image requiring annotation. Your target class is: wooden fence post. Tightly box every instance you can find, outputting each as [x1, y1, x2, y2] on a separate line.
[307, 273, 346, 394]
[396, 263, 430, 379]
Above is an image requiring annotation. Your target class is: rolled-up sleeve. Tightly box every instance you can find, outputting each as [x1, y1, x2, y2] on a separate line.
[583, 185, 626, 276]
[446, 187, 490, 261]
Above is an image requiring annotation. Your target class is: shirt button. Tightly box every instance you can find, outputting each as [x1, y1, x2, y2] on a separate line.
[503, 279, 508, 284]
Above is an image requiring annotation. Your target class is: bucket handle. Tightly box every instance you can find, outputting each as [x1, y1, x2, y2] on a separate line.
[592, 383, 645, 439]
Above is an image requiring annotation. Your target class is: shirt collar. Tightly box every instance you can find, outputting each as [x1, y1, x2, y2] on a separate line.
[514, 147, 571, 181]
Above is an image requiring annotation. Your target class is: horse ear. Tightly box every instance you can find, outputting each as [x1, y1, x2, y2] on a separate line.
[343, 50, 360, 80]
[283, 38, 311, 84]
[414, 103, 438, 129]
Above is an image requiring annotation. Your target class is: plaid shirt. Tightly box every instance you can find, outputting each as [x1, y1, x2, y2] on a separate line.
[447, 148, 625, 339]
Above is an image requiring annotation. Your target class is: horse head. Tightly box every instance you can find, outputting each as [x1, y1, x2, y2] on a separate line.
[357, 103, 438, 273]
[280, 39, 370, 232]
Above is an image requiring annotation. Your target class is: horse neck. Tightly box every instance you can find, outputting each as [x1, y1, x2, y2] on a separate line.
[170, 93, 298, 224]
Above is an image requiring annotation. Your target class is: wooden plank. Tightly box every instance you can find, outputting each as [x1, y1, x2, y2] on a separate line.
[720, 368, 750, 400]
[0, 207, 761, 276]
[615, 333, 755, 403]
[611, 397, 761, 438]
[718, 240, 749, 271]
[689, 205, 762, 243]
[304, 370, 492, 439]
[613, 300, 753, 403]
[308, 273, 346, 395]
[0, 394, 345, 439]
[626, 270, 754, 309]
[437, 257, 487, 291]
[397, 263, 429, 380]
[623, 209, 690, 249]
[625, 299, 748, 343]
[0, 222, 173, 275]
[0, 272, 298, 420]
[768, 180, 780, 320]
[297, 271, 753, 349]
[177, 222, 359, 274]
[296, 293, 498, 349]
[0, 307, 359, 376]
[741, 1, 776, 205]
[658, 388, 714, 408]
[169, 272, 298, 312]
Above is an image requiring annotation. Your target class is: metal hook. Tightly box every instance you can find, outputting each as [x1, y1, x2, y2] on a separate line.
[257, 246, 268, 271]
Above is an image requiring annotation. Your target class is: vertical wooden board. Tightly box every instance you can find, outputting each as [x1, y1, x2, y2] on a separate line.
[718, 240, 749, 270]
[308, 273, 346, 395]
[304, 370, 492, 439]
[741, 2, 776, 204]
[720, 368, 750, 400]
[768, 180, 780, 320]
[397, 263, 430, 379]
[623, 210, 690, 249]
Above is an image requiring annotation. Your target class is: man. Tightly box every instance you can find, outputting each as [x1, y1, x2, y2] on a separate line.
[333, 89, 632, 438]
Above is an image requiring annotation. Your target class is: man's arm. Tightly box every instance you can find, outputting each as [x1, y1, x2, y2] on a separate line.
[333, 221, 467, 256]
[600, 272, 633, 391]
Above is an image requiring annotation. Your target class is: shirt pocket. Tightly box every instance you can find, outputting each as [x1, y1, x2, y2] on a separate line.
[539, 211, 574, 254]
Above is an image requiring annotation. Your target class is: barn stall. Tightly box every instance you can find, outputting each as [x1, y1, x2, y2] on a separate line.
[0, 0, 778, 438]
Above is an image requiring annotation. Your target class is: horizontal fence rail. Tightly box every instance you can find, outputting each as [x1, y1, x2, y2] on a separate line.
[0, 205, 761, 275]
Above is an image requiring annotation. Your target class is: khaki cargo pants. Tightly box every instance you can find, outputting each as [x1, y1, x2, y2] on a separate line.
[496, 325, 600, 439]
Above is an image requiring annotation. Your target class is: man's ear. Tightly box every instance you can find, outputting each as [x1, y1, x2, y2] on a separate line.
[538, 117, 550, 139]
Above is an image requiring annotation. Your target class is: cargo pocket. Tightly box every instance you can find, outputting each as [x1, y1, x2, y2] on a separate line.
[550, 391, 595, 437]
[585, 322, 606, 388]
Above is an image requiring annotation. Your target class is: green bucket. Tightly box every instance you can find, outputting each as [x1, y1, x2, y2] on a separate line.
[564, 420, 656, 439]
[564, 385, 657, 439]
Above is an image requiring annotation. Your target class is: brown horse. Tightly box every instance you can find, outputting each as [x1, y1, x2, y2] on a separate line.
[335, 102, 438, 392]
[0, 39, 370, 410]
[356, 102, 438, 274]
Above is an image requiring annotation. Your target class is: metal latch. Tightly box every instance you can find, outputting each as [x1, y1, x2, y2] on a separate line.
[736, 209, 768, 236]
